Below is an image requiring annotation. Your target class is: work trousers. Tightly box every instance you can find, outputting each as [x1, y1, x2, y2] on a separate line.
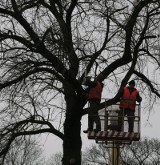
[88, 100, 101, 131]
[118, 108, 135, 132]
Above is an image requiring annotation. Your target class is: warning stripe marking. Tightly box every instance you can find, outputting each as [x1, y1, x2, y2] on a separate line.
[88, 130, 140, 140]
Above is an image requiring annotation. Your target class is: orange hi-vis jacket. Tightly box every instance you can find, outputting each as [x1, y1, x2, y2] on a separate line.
[88, 81, 103, 100]
[120, 87, 138, 111]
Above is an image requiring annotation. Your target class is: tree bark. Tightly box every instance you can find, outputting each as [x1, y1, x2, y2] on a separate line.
[62, 112, 82, 165]
[62, 82, 84, 165]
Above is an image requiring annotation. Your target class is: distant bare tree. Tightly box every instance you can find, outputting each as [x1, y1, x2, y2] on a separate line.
[81, 137, 160, 165]
[3, 136, 45, 165]
[82, 144, 110, 165]
[121, 137, 160, 165]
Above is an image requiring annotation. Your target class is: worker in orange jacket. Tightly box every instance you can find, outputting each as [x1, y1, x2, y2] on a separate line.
[83, 74, 104, 133]
[118, 80, 142, 132]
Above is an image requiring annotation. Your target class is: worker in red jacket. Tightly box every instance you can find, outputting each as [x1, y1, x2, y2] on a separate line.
[118, 80, 142, 132]
[83, 74, 104, 133]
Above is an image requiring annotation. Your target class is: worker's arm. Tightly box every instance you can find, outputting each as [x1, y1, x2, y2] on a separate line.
[83, 77, 97, 96]
[117, 88, 124, 102]
[136, 92, 142, 103]
[84, 77, 97, 87]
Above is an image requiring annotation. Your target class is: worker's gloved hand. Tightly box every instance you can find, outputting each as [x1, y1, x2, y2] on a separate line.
[86, 76, 91, 82]
[137, 96, 142, 103]
[83, 76, 91, 85]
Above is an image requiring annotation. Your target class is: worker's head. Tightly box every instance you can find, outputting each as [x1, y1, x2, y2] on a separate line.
[128, 80, 135, 88]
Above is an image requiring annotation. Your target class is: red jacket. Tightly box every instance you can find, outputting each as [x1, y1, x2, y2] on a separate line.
[120, 87, 138, 111]
[88, 81, 103, 100]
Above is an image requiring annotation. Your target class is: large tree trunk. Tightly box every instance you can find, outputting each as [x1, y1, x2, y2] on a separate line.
[63, 112, 82, 165]
[62, 83, 85, 165]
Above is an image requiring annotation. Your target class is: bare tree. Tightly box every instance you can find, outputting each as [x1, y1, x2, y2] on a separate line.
[121, 137, 160, 165]
[3, 136, 45, 165]
[0, 1, 160, 165]
[46, 152, 63, 165]
[82, 137, 160, 165]
[82, 144, 110, 165]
